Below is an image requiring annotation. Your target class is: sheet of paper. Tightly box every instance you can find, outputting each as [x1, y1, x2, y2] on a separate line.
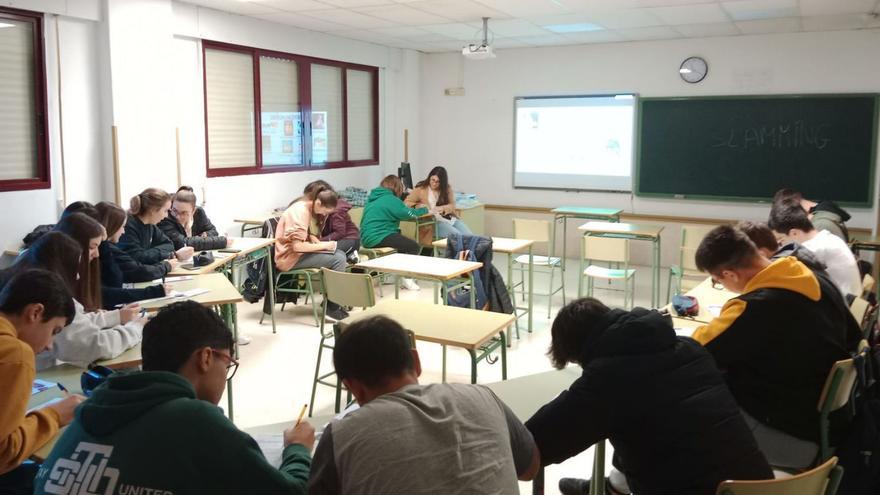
[674, 327, 695, 338]
[708, 305, 723, 317]
[254, 434, 284, 468]
[32, 379, 56, 395]
[150, 276, 193, 284]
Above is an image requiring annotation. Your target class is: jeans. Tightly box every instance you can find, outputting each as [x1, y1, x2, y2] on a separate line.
[741, 408, 818, 469]
[437, 218, 473, 239]
[335, 238, 360, 255]
[292, 250, 347, 310]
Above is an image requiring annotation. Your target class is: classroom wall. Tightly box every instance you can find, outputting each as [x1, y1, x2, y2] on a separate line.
[418, 29, 880, 231]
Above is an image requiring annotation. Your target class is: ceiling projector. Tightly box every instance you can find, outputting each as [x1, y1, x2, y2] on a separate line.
[462, 44, 495, 60]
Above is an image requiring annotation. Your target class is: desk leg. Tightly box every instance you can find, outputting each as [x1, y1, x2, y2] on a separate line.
[507, 253, 518, 346]
[561, 214, 568, 274]
[395, 275, 400, 300]
[442, 345, 447, 383]
[266, 252, 276, 334]
[528, 246, 534, 333]
[221, 302, 236, 421]
[500, 331, 507, 380]
[653, 236, 662, 308]
[590, 440, 606, 495]
[435, 281, 440, 305]
[468, 349, 477, 384]
[470, 276, 476, 309]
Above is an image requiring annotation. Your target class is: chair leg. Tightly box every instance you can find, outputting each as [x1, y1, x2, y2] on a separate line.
[560, 265, 566, 307]
[547, 263, 555, 319]
[306, 275, 320, 328]
[309, 336, 325, 417]
[666, 269, 673, 304]
[518, 264, 526, 302]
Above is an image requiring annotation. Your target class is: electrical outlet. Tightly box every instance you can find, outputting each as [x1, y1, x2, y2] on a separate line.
[444, 87, 466, 96]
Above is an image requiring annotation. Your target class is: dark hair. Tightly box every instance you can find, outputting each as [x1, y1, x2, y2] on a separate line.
[2, 232, 82, 299]
[142, 300, 234, 372]
[415, 166, 450, 206]
[737, 220, 778, 253]
[380, 175, 404, 198]
[694, 225, 760, 273]
[54, 213, 105, 312]
[0, 269, 75, 325]
[95, 202, 126, 240]
[61, 201, 97, 220]
[334, 315, 414, 388]
[130, 188, 171, 216]
[547, 298, 610, 369]
[303, 180, 333, 198]
[768, 201, 814, 234]
[773, 188, 803, 205]
[172, 186, 197, 207]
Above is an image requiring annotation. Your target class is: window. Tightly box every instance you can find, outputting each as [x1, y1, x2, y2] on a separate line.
[203, 41, 379, 177]
[0, 7, 49, 191]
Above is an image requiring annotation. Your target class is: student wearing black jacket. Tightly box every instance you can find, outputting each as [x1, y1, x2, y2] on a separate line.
[158, 186, 229, 251]
[95, 202, 168, 305]
[119, 188, 192, 268]
[526, 298, 772, 495]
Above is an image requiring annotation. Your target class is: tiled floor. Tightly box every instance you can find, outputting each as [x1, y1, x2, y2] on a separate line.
[225, 256, 670, 494]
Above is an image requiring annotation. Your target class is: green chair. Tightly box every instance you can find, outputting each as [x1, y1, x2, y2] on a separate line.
[716, 456, 843, 495]
[817, 356, 858, 464]
[348, 206, 396, 296]
[667, 225, 715, 303]
[262, 268, 322, 328]
[309, 268, 376, 416]
[511, 218, 565, 318]
[579, 236, 636, 309]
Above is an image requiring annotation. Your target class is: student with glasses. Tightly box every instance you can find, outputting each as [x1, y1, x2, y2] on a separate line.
[35, 300, 315, 495]
[159, 186, 230, 252]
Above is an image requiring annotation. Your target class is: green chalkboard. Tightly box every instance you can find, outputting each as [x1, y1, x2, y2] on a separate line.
[635, 95, 878, 206]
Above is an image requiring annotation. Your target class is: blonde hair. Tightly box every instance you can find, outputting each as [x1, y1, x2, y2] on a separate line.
[130, 188, 171, 216]
[380, 175, 404, 197]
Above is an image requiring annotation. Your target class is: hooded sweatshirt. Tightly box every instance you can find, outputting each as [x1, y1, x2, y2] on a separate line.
[320, 198, 359, 242]
[693, 256, 860, 441]
[34, 371, 310, 495]
[526, 308, 772, 495]
[810, 200, 851, 243]
[0, 317, 60, 475]
[359, 187, 428, 248]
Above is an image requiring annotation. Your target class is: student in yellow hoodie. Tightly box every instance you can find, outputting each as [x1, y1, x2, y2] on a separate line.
[692, 225, 860, 470]
[0, 269, 84, 494]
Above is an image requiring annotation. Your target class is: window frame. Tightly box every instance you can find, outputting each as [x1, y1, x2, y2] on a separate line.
[0, 7, 50, 192]
[202, 40, 379, 178]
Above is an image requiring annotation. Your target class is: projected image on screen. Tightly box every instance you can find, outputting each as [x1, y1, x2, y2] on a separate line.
[514, 95, 636, 191]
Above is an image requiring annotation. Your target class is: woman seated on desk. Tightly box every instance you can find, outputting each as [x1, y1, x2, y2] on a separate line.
[0, 232, 145, 370]
[94, 202, 169, 307]
[276, 183, 350, 321]
[159, 186, 229, 251]
[361, 175, 429, 291]
[405, 166, 472, 239]
[119, 188, 192, 273]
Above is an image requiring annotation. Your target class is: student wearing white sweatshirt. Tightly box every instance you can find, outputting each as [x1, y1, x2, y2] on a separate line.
[0, 232, 145, 370]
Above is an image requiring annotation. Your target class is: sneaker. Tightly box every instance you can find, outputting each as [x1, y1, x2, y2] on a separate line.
[346, 250, 360, 264]
[401, 278, 420, 291]
[237, 335, 252, 346]
[325, 306, 350, 321]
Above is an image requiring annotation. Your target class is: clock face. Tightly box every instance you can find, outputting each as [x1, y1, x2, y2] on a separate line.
[680, 56, 708, 83]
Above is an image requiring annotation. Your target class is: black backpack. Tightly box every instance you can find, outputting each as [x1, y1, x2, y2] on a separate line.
[836, 344, 880, 494]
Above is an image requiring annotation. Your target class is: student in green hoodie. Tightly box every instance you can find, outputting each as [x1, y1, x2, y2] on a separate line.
[34, 300, 314, 495]
[360, 175, 429, 291]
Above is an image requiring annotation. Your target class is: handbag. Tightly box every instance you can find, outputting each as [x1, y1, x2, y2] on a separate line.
[194, 251, 215, 267]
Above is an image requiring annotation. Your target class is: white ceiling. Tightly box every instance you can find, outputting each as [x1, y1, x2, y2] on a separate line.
[182, 0, 880, 52]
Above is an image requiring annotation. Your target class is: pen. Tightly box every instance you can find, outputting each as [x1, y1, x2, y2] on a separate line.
[57, 382, 69, 397]
[294, 404, 308, 427]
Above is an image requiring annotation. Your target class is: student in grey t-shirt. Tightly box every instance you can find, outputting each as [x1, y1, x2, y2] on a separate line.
[308, 316, 539, 494]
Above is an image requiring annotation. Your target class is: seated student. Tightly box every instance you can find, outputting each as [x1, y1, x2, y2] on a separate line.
[303, 180, 360, 261]
[0, 269, 83, 495]
[159, 186, 229, 251]
[692, 225, 860, 469]
[738, 220, 827, 273]
[768, 201, 862, 299]
[21, 201, 96, 249]
[525, 298, 772, 495]
[405, 165, 473, 239]
[53, 213, 106, 313]
[34, 300, 314, 495]
[275, 183, 349, 321]
[2, 232, 145, 369]
[93, 202, 168, 306]
[309, 315, 539, 493]
[360, 175, 429, 291]
[118, 188, 192, 269]
[774, 188, 851, 242]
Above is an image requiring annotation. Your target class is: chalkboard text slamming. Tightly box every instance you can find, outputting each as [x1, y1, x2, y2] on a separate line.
[712, 120, 830, 150]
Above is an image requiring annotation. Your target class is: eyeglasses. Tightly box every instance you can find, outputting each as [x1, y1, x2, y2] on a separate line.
[709, 275, 725, 290]
[210, 349, 240, 380]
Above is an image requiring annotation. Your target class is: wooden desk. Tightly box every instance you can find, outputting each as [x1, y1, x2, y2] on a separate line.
[551, 207, 622, 276]
[233, 212, 281, 237]
[340, 300, 513, 383]
[95, 343, 142, 370]
[579, 221, 665, 308]
[166, 235, 274, 277]
[432, 237, 536, 338]
[167, 251, 236, 276]
[28, 365, 84, 462]
[666, 277, 738, 324]
[354, 253, 483, 308]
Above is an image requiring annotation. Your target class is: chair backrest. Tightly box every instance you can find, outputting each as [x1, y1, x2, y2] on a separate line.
[320, 268, 375, 308]
[850, 296, 869, 325]
[513, 218, 551, 244]
[715, 456, 839, 495]
[862, 273, 875, 296]
[583, 236, 628, 264]
[349, 207, 364, 228]
[818, 357, 857, 413]
[680, 225, 715, 272]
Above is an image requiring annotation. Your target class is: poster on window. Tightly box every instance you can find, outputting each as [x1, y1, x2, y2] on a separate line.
[311, 111, 328, 164]
[261, 112, 302, 165]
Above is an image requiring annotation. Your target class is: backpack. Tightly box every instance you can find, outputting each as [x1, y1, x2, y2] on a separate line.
[836, 344, 880, 494]
[444, 234, 488, 310]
